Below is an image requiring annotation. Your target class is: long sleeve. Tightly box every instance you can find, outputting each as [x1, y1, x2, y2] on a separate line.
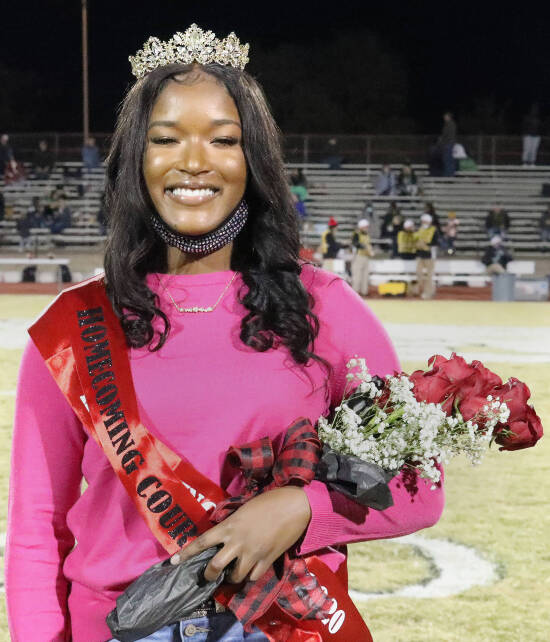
[6, 340, 85, 642]
[299, 277, 445, 554]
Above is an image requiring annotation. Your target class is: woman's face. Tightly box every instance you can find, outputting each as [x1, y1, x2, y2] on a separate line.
[143, 73, 247, 236]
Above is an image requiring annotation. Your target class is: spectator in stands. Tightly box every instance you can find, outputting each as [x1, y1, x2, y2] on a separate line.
[49, 196, 72, 234]
[453, 143, 478, 171]
[321, 138, 343, 169]
[26, 197, 45, 228]
[481, 236, 513, 274]
[414, 213, 439, 299]
[0, 190, 4, 221]
[34, 139, 55, 179]
[521, 104, 541, 167]
[350, 219, 374, 297]
[290, 170, 309, 223]
[485, 204, 510, 239]
[375, 164, 396, 196]
[0, 134, 16, 176]
[440, 211, 460, 255]
[16, 211, 36, 252]
[381, 201, 403, 257]
[291, 168, 308, 189]
[397, 219, 417, 259]
[396, 163, 419, 196]
[423, 202, 441, 232]
[539, 205, 550, 243]
[439, 112, 457, 177]
[320, 217, 344, 271]
[82, 136, 101, 172]
[361, 200, 379, 236]
[0, 134, 24, 183]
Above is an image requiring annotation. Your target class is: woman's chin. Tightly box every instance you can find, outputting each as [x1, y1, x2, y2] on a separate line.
[162, 217, 222, 237]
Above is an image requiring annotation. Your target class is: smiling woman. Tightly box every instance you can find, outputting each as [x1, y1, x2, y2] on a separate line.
[143, 74, 247, 238]
[6, 24, 444, 642]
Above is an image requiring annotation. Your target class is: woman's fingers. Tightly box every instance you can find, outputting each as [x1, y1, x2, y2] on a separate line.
[248, 558, 272, 583]
[171, 525, 225, 565]
[226, 552, 257, 584]
[203, 545, 239, 582]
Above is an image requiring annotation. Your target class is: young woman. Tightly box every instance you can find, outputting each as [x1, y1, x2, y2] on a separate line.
[6, 26, 444, 642]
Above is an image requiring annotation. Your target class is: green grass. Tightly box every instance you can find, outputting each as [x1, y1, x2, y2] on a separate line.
[1, 295, 549, 641]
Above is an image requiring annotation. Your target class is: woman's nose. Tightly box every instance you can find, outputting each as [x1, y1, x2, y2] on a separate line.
[175, 139, 209, 175]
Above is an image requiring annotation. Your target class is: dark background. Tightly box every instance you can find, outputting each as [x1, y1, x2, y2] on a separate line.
[3, 0, 550, 134]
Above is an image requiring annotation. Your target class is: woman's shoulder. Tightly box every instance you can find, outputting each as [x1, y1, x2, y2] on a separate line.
[299, 263, 370, 318]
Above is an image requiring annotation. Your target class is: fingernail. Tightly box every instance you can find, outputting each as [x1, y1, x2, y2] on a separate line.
[170, 553, 181, 565]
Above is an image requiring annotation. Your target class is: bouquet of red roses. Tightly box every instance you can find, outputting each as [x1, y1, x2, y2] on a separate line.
[315, 353, 543, 508]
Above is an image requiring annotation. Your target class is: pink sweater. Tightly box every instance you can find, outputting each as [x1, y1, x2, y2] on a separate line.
[6, 265, 444, 641]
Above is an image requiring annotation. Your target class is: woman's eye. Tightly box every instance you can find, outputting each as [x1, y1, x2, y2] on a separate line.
[150, 137, 177, 145]
[212, 137, 239, 146]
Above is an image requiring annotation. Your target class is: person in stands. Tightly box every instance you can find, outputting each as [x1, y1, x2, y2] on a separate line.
[396, 163, 419, 196]
[439, 112, 457, 177]
[381, 201, 403, 257]
[320, 216, 344, 271]
[486, 204, 510, 240]
[521, 104, 541, 167]
[414, 213, 439, 299]
[375, 163, 396, 196]
[34, 139, 55, 179]
[397, 219, 417, 259]
[440, 212, 459, 255]
[350, 219, 374, 297]
[82, 136, 101, 172]
[540, 205, 550, 244]
[481, 236, 513, 274]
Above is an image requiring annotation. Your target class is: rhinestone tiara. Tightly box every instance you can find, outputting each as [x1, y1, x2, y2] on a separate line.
[129, 24, 250, 78]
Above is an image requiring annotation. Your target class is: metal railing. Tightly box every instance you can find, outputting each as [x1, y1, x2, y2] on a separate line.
[5, 132, 550, 166]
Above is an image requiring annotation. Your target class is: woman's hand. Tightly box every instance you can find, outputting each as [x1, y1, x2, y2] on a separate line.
[171, 486, 312, 583]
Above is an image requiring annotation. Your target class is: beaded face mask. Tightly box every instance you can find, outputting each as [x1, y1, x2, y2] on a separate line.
[150, 199, 248, 254]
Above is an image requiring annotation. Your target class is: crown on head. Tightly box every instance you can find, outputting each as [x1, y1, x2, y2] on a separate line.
[129, 24, 250, 78]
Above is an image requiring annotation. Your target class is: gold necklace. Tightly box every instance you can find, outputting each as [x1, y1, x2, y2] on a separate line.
[159, 272, 237, 313]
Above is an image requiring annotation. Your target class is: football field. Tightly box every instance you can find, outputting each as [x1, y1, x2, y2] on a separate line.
[0, 295, 548, 641]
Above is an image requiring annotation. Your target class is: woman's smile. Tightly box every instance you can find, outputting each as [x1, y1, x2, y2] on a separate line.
[164, 183, 221, 207]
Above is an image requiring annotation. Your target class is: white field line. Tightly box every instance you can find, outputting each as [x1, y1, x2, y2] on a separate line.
[2, 319, 550, 362]
[350, 534, 499, 601]
[0, 532, 500, 597]
[0, 319, 32, 349]
[0, 390, 15, 396]
[385, 323, 550, 363]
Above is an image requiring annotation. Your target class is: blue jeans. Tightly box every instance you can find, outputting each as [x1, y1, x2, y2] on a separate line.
[110, 611, 269, 641]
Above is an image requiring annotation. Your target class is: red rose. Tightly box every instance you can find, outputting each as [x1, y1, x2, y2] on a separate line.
[458, 394, 491, 423]
[410, 354, 502, 414]
[492, 378, 531, 422]
[495, 405, 543, 451]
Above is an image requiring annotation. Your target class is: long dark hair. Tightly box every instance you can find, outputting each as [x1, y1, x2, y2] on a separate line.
[104, 63, 326, 370]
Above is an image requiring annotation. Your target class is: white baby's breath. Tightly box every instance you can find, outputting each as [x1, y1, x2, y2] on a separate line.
[317, 357, 506, 487]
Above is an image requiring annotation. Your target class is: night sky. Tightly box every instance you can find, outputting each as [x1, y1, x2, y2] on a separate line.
[4, 0, 550, 134]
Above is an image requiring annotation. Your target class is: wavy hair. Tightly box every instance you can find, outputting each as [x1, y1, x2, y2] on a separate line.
[104, 63, 326, 371]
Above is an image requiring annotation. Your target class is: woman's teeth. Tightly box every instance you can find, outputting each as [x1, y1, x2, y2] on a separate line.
[170, 187, 216, 197]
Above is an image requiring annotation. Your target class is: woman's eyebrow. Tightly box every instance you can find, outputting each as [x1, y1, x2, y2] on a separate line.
[148, 118, 241, 130]
[211, 118, 241, 128]
[148, 120, 177, 129]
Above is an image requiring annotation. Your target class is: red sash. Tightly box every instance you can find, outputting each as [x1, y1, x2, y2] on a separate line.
[29, 275, 373, 642]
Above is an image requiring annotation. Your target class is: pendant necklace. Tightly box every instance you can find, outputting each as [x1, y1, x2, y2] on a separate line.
[158, 272, 237, 313]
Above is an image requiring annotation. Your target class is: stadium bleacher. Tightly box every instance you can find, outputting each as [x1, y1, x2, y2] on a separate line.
[1, 162, 550, 258]
[295, 164, 550, 255]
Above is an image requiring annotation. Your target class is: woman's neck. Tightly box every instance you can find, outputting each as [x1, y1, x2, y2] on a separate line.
[166, 242, 233, 275]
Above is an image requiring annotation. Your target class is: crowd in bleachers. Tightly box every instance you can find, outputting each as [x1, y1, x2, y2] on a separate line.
[1, 133, 550, 296]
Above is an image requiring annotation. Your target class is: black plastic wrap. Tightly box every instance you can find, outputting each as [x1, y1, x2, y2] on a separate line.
[315, 445, 395, 510]
[106, 546, 224, 642]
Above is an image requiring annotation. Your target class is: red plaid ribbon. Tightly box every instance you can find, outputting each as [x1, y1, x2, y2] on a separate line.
[211, 418, 333, 631]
